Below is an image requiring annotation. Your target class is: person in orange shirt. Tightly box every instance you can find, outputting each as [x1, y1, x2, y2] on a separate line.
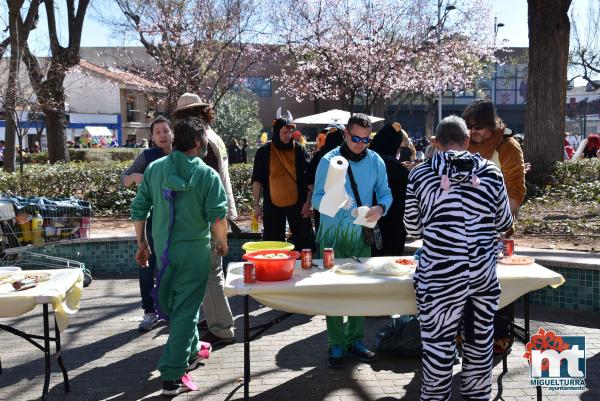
[463, 100, 526, 356]
[316, 128, 328, 151]
[251, 109, 315, 251]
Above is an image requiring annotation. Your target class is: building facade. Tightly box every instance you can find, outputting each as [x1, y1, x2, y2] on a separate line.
[0, 57, 165, 147]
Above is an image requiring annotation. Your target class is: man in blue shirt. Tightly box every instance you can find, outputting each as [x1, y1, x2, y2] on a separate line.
[312, 113, 392, 369]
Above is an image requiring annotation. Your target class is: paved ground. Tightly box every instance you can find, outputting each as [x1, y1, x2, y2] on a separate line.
[0, 277, 598, 401]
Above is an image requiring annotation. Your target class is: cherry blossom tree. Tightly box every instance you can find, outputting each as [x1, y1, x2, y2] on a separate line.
[272, 0, 497, 136]
[112, 0, 269, 110]
[401, 0, 497, 136]
[272, 0, 417, 114]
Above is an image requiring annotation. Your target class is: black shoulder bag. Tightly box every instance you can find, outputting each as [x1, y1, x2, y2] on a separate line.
[347, 165, 383, 250]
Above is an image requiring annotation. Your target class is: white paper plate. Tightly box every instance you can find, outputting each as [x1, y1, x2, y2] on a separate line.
[372, 263, 413, 276]
[334, 263, 372, 275]
[0, 267, 22, 283]
[498, 255, 535, 265]
[10, 272, 51, 283]
[0, 266, 22, 273]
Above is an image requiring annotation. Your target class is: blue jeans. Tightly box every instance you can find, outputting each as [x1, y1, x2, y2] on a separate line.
[139, 215, 157, 314]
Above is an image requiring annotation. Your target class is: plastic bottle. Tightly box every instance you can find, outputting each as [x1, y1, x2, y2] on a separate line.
[44, 218, 55, 241]
[79, 216, 91, 239]
[31, 213, 44, 246]
[251, 212, 259, 233]
[16, 213, 33, 244]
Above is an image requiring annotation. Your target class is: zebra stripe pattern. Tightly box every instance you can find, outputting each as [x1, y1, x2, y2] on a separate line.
[404, 150, 513, 401]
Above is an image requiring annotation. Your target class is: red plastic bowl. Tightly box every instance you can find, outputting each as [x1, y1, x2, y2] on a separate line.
[242, 250, 300, 281]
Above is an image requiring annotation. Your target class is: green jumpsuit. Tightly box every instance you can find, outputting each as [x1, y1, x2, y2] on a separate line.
[131, 150, 227, 381]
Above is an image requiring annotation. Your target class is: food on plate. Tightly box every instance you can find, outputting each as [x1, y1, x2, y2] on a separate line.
[394, 257, 417, 267]
[12, 280, 37, 291]
[334, 263, 371, 275]
[498, 255, 534, 265]
[10, 273, 50, 290]
[253, 253, 290, 259]
[372, 261, 414, 276]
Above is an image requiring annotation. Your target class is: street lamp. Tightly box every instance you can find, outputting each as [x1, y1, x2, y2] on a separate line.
[491, 17, 505, 103]
[436, 2, 456, 123]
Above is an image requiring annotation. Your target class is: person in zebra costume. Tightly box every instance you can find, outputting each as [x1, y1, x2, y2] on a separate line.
[404, 115, 513, 401]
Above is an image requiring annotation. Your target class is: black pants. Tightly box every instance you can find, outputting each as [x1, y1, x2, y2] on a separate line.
[139, 214, 157, 314]
[263, 202, 315, 251]
[493, 303, 515, 338]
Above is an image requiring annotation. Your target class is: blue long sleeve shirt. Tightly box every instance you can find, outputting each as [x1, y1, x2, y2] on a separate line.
[312, 148, 392, 253]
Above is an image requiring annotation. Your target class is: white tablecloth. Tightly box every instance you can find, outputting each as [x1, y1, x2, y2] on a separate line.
[224, 257, 565, 316]
[0, 269, 84, 332]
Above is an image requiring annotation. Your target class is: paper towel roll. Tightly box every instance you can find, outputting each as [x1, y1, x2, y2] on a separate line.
[319, 156, 349, 217]
[324, 156, 349, 191]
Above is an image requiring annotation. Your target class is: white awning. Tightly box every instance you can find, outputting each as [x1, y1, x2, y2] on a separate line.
[83, 126, 113, 137]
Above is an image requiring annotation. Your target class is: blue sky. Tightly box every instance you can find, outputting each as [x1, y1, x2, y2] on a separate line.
[493, 0, 593, 47]
[26, 0, 593, 49]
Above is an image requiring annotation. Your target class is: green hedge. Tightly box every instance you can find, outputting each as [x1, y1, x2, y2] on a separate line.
[229, 163, 253, 213]
[18, 148, 142, 164]
[0, 162, 136, 216]
[552, 158, 600, 186]
[527, 159, 600, 203]
[0, 160, 255, 217]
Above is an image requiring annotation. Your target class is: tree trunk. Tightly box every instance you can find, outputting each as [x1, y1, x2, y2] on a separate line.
[313, 98, 321, 114]
[44, 106, 69, 162]
[3, 116, 17, 173]
[38, 64, 70, 162]
[4, 2, 23, 173]
[425, 100, 435, 139]
[525, 0, 572, 184]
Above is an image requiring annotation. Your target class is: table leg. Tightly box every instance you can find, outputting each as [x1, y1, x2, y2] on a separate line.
[42, 304, 51, 401]
[55, 319, 70, 392]
[524, 293, 530, 341]
[244, 295, 250, 401]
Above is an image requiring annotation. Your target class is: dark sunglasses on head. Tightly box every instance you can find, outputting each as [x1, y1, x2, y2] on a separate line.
[350, 135, 371, 144]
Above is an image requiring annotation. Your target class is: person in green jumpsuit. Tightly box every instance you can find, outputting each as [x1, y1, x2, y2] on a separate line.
[131, 117, 228, 396]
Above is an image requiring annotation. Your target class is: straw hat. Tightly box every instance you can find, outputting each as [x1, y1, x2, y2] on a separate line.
[174, 93, 210, 114]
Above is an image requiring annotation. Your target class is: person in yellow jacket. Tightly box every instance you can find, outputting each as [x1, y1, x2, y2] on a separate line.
[463, 99, 526, 356]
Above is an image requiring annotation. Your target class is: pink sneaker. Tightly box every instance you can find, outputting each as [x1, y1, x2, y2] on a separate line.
[161, 373, 198, 396]
[186, 341, 212, 371]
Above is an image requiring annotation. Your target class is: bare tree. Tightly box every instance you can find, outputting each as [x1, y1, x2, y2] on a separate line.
[525, 0, 572, 184]
[110, 0, 269, 111]
[4, 0, 42, 172]
[18, 0, 90, 163]
[569, 0, 600, 90]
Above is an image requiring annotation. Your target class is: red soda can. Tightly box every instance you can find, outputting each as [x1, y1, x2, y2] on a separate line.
[301, 249, 313, 269]
[323, 248, 335, 269]
[503, 239, 515, 257]
[243, 262, 256, 283]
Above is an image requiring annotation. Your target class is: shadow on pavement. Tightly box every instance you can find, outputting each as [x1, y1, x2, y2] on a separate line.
[1, 327, 160, 400]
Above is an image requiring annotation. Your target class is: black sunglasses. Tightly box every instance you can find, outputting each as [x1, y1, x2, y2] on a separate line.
[467, 123, 486, 130]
